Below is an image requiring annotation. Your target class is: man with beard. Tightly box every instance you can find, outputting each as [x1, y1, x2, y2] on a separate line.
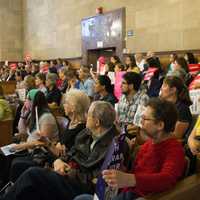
[117, 72, 149, 137]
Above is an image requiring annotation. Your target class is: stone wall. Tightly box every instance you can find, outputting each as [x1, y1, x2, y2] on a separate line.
[2, 0, 200, 60]
[23, 0, 200, 60]
[128, 0, 200, 53]
[0, 0, 23, 61]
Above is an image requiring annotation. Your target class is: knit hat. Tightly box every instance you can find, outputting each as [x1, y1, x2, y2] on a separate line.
[27, 89, 39, 101]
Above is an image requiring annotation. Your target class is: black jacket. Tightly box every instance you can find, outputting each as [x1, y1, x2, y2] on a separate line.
[63, 126, 118, 192]
[47, 86, 62, 105]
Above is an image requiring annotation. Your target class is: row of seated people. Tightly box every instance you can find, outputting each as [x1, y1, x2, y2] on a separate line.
[0, 54, 195, 111]
[1, 51, 199, 103]
[1, 50, 199, 101]
[0, 69, 193, 145]
[0, 73, 198, 199]
[0, 87, 189, 200]
[0, 54, 196, 145]
[0, 51, 198, 80]
[0, 58, 70, 82]
[0, 51, 199, 108]
[0, 62, 195, 151]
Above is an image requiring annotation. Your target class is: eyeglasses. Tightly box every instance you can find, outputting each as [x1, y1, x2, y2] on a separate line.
[141, 115, 156, 121]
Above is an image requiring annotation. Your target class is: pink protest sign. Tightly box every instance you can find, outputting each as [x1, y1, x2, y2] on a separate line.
[143, 67, 158, 81]
[114, 71, 126, 100]
[188, 64, 200, 76]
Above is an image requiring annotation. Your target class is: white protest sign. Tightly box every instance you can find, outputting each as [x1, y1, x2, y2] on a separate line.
[189, 89, 200, 115]
[93, 194, 99, 200]
[35, 106, 40, 133]
[107, 72, 115, 85]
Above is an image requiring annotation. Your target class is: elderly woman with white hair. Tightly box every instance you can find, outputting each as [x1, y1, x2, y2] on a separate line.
[55, 89, 90, 155]
[46, 73, 62, 107]
[7, 90, 89, 184]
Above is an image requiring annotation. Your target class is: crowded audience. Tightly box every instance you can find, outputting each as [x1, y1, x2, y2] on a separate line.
[0, 50, 200, 200]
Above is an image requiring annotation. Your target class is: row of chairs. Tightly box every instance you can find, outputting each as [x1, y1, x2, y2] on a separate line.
[1, 81, 16, 95]
[146, 172, 200, 200]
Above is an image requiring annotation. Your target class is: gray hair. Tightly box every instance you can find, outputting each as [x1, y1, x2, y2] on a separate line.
[91, 101, 116, 129]
[46, 73, 58, 85]
[65, 89, 90, 121]
[59, 67, 68, 77]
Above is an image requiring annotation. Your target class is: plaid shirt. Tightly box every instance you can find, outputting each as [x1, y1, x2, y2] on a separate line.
[117, 90, 149, 126]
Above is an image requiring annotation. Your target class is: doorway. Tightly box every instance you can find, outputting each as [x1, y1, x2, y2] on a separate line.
[87, 47, 116, 70]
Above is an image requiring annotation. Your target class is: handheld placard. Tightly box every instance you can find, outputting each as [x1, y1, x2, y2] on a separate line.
[194, 116, 200, 140]
[94, 126, 127, 200]
[35, 106, 40, 133]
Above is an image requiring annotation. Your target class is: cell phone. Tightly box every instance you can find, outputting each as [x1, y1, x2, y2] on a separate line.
[90, 64, 94, 69]
[90, 64, 96, 72]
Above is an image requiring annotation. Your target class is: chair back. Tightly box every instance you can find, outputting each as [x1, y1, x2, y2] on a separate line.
[0, 120, 13, 147]
[146, 174, 200, 200]
[1, 81, 16, 95]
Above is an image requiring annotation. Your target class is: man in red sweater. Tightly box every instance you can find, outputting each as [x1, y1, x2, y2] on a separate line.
[101, 98, 186, 200]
